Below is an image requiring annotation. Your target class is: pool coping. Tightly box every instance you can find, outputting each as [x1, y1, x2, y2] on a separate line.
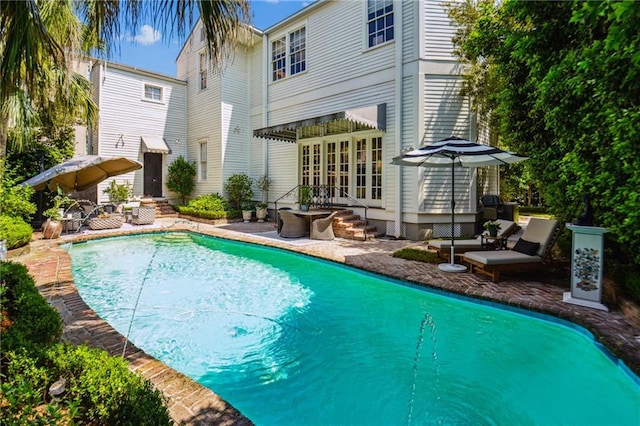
[11, 218, 640, 424]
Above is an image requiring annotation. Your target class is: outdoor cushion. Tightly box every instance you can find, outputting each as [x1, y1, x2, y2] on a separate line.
[519, 218, 560, 256]
[512, 238, 540, 256]
[464, 250, 542, 266]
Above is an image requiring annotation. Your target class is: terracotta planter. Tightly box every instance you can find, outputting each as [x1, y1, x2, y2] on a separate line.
[42, 219, 63, 239]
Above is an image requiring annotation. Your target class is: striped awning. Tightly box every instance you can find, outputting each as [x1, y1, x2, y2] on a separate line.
[141, 136, 171, 154]
[253, 103, 386, 143]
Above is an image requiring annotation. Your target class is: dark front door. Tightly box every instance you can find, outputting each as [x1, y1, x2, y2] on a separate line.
[143, 153, 163, 197]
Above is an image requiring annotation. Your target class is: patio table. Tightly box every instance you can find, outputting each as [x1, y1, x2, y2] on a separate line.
[289, 209, 333, 238]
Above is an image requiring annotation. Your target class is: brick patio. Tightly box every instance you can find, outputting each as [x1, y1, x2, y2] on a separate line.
[9, 217, 640, 425]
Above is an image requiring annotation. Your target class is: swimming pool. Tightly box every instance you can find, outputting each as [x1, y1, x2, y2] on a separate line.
[68, 233, 640, 425]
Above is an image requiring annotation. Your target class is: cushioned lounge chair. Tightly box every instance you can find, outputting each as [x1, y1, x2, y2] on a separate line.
[311, 211, 338, 240]
[462, 218, 562, 282]
[278, 210, 308, 238]
[428, 219, 517, 259]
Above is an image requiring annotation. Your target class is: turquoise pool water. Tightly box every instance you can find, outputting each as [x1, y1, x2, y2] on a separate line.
[68, 233, 640, 425]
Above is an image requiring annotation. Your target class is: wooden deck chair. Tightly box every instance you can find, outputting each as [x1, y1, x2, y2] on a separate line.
[278, 210, 308, 238]
[462, 218, 562, 282]
[428, 219, 518, 260]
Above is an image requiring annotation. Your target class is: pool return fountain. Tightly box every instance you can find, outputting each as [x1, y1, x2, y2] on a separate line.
[407, 312, 440, 425]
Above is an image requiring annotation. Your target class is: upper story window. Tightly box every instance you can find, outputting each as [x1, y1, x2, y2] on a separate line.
[200, 25, 206, 43]
[272, 37, 286, 81]
[271, 26, 306, 82]
[289, 27, 306, 75]
[199, 52, 208, 90]
[144, 84, 163, 102]
[367, 0, 394, 48]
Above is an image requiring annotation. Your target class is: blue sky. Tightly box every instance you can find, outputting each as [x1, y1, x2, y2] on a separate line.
[114, 0, 311, 77]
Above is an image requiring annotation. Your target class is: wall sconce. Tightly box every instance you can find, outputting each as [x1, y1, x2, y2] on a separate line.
[233, 126, 241, 134]
[116, 133, 125, 148]
[175, 139, 182, 145]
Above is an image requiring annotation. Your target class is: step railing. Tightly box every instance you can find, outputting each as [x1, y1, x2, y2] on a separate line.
[274, 185, 369, 240]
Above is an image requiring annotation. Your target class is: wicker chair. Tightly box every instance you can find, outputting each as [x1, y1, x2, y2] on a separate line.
[278, 210, 309, 238]
[131, 206, 156, 225]
[311, 211, 337, 240]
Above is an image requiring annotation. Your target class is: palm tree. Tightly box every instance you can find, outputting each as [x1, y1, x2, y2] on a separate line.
[0, 0, 250, 158]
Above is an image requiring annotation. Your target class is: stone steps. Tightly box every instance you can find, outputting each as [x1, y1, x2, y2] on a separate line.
[332, 209, 383, 241]
[140, 199, 178, 218]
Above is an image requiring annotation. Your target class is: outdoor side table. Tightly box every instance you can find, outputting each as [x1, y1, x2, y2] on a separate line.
[480, 235, 507, 250]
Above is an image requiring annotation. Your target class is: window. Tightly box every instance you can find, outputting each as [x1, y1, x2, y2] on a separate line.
[272, 37, 286, 81]
[144, 84, 162, 102]
[199, 141, 207, 181]
[289, 27, 306, 75]
[199, 52, 208, 90]
[200, 26, 206, 43]
[367, 0, 394, 48]
[271, 26, 306, 82]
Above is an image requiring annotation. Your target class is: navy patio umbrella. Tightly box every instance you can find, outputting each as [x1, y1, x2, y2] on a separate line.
[392, 136, 528, 272]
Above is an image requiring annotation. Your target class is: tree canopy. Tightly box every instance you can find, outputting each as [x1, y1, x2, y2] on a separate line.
[449, 0, 640, 272]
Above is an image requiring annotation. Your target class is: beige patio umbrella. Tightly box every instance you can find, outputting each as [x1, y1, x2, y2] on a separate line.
[22, 155, 143, 192]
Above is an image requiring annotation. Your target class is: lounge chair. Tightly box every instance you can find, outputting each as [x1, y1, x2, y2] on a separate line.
[278, 210, 308, 238]
[428, 219, 517, 259]
[311, 211, 338, 240]
[462, 218, 562, 282]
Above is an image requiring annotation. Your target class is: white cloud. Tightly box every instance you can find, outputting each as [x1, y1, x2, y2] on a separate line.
[133, 25, 161, 46]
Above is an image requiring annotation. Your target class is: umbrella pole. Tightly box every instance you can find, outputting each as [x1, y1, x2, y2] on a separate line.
[438, 159, 467, 273]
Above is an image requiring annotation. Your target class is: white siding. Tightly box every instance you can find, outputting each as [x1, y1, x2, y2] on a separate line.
[94, 63, 187, 202]
[421, 73, 472, 214]
[423, 0, 458, 61]
[265, 1, 395, 124]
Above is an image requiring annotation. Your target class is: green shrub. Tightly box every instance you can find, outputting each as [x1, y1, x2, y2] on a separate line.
[0, 161, 36, 221]
[0, 215, 33, 250]
[0, 348, 77, 425]
[392, 247, 441, 264]
[224, 173, 254, 211]
[187, 193, 228, 211]
[45, 344, 171, 424]
[166, 156, 196, 204]
[2, 345, 171, 425]
[0, 262, 62, 353]
[177, 206, 230, 220]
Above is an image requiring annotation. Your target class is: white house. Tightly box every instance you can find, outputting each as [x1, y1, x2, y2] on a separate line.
[88, 61, 187, 203]
[92, 0, 497, 240]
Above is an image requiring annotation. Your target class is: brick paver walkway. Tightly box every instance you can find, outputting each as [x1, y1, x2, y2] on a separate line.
[9, 217, 640, 425]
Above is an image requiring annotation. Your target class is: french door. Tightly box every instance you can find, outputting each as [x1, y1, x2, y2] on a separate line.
[299, 134, 383, 207]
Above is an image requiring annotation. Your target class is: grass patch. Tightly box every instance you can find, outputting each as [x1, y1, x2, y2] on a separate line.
[392, 247, 441, 264]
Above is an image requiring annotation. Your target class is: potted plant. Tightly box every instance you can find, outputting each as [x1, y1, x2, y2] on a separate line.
[41, 189, 72, 239]
[241, 201, 255, 223]
[102, 180, 132, 212]
[255, 175, 271, 222]
[483, 220, 502, 237]
[297, 185, 312, 211]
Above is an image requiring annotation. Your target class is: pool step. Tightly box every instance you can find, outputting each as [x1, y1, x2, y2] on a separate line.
[154, 233, 192, 244]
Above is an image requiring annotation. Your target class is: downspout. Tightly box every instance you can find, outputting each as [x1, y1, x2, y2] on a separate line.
[393, 0, 404, 238]
[262, 33, 269, 182]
